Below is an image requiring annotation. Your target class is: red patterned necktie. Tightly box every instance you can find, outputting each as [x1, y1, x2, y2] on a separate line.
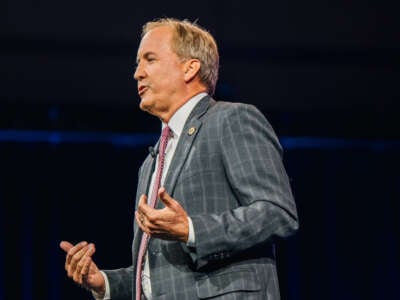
[136, 125, 171, 300]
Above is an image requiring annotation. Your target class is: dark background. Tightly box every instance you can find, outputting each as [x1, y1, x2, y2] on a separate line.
[1, 1, 399, 299]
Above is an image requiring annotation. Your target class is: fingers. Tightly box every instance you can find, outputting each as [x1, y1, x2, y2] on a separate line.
[74, 244, 95, 284]
[135, 195, 159, 226]
[137, 194, 159, 228]
[60, 240, 104, 292]
[137, 194, 151, 215]
[60, 241, 74, 253]
[64, 241, 87, 271]
[136, 189, 188, 241]
[135, 211, 148, 234]
[76, 252, 94, 285]
[136, 196, 161, 235]
[137, 188, 183, 222]
[136, 194, 149, 229]
[62, 241, 95, 284]
[138, 194, 147, 206]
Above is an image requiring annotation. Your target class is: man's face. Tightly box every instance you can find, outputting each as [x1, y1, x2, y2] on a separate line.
[134, 26, 186, 120]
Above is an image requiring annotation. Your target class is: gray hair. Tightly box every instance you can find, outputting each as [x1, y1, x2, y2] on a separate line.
[142, 18, 219, 95]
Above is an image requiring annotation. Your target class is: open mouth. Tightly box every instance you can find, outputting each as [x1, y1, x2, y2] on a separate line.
[138, 85, 149, 96]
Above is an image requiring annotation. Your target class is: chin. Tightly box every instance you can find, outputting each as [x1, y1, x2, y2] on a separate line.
[139, 97, 151, 111]
[139, 99, 156, 116]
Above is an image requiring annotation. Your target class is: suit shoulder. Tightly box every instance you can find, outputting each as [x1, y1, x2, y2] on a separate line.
[209, 100, 264, 119]
[207, 101, 271, 128]
[208, 99, 279, 144]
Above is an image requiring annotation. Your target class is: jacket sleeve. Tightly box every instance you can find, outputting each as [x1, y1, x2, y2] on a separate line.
[103, 266, 133, 300]
[187, 104, 299, 268]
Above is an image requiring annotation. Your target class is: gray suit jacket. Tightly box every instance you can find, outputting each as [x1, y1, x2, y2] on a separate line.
[104, 96, 298, 300]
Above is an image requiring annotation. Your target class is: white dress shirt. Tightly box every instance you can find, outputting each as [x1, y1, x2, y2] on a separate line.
[94, 92, 206, 300]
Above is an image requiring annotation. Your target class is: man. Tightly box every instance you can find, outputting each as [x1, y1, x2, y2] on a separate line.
[60, 18, 298, 300]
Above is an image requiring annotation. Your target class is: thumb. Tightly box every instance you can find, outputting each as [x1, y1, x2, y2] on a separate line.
[158, 187, 175, 208]
[59, 241, 74, 253]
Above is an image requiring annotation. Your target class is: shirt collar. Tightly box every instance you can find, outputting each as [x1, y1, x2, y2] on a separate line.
[162, 92, 207, 138]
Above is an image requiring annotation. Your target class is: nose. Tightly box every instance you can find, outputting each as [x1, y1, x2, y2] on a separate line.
[134, 62, 145, 81]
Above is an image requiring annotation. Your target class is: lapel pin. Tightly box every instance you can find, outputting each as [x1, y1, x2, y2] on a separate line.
[188, 127, 196, 136]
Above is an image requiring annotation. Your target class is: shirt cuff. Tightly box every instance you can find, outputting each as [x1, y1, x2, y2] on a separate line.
[186, 216, 196, 247]
[91, 271, 111, 300]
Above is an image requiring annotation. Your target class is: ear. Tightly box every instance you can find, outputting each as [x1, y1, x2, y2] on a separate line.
[183, 59, 201, 83]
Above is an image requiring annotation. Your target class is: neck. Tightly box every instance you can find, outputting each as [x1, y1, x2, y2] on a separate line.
[159, 88, 207, 123]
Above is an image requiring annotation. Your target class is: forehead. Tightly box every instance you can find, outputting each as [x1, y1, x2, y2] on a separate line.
[136, 26, 174, 58]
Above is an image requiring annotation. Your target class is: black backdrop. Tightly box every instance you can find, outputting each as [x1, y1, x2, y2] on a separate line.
[1, 0, 400, 299]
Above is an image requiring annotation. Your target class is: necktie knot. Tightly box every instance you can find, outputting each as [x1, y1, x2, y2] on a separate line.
[161, 125, 171, 139]
[159, 126, 171, 157]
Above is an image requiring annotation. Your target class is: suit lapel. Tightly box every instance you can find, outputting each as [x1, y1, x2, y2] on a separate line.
[137, 153, 157, 203]
[133, 147, 158, 243]
[158, 96, 214, 208]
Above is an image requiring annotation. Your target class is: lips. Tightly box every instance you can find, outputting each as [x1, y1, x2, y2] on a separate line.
[138, 85, 149, 96]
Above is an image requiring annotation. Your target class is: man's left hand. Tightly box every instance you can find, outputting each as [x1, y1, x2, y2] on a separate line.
[135, 187, 189, 242]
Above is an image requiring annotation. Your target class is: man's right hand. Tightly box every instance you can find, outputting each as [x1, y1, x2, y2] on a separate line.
[60, 240, 106, 297]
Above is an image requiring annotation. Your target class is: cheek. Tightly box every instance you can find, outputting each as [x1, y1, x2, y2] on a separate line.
[164, 62, 184, 78]
[158, 74, 182, 90]
[149, 63, 184, 91]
